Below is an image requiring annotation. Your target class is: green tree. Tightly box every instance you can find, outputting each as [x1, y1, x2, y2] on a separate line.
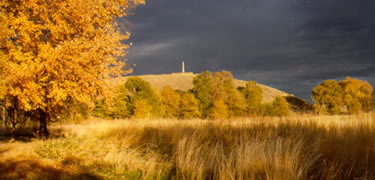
[107, 84, 130, 118]
[192, 71, 245, 118]
[160, 86, 180, 118]
[92, 84, 129, 119]
[179, 92, 201, 119]
[125, 77, 161, 117]
[192, 71, 215, 117]
[126, 77, 155, 99]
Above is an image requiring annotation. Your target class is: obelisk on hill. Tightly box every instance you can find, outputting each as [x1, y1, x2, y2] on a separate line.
[182, 61, 185, 73]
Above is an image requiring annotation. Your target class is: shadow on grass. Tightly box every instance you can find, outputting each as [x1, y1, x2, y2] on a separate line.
[0, 144, 103, 180]
[0, 158, 103, 180]
[0, 125, 74, 143]
[0, 136, 34, 143]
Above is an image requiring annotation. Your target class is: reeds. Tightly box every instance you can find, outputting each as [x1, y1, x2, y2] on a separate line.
[1, 113, 375, 179]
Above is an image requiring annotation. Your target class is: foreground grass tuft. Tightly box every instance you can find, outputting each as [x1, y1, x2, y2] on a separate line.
[1, 114, 375, 179]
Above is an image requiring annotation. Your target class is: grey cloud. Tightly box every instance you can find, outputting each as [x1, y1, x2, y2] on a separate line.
[122, 0, 375, 101]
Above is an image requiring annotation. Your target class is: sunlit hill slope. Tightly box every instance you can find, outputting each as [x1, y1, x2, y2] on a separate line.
[112, 72, 289, 103]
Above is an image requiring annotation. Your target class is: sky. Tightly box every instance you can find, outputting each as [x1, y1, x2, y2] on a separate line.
[121, 0, 375, 101]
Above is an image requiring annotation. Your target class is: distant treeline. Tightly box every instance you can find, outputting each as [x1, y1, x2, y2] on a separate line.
[312, 77, 374, 114]
[93, 71, 290, 119]
[92, 72, 374, 119]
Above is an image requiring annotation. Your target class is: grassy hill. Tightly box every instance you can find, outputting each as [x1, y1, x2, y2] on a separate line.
[112, 72, 290, 103]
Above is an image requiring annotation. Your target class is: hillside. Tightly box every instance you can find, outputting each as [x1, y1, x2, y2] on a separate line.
[112, 72, 290, 103]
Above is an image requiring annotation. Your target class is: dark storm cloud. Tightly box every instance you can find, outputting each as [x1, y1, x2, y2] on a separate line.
[122, 0, 375, 100]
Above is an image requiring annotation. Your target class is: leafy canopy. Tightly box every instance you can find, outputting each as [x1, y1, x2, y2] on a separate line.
[179, 92, 201, 119]
[272, 96, 290, 116]
[125, 77, 160, 118]
[242, 81, 263, 115]
[192, 71, 246, 118]
[160, 86, 180, 118]
[312, 77, 373, 114]
[0, 0, 144, 119]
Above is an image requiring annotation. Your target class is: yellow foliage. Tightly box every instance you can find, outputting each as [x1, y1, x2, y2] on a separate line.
[133, 99, 152, 119]
[208, 98, 229, 120]
[0, 0, 143, 118]
[179, 92, 201, 119]
[243, 81, 263, 115]
[272, 96, 290, 116]
[312, 80, 344, 114]
[160, 86, 180, 118]
[340, 77, 373, 112]
[313, 77, 373, 114]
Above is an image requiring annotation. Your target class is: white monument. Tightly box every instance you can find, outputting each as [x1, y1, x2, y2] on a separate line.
[172, 61, 193, 75]
[182, 61, 185, 73]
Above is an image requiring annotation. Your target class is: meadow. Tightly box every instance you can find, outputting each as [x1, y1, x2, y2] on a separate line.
[1, 113, 375, 180]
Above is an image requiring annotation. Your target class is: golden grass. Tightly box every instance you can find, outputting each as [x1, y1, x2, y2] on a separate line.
[1, 113, 375, 179]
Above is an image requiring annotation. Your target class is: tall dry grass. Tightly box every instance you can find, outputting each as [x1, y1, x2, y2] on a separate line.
[1, 113, 375, 179]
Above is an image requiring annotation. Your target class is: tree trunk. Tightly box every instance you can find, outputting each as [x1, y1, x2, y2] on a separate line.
[2, 106, 5, 127]
[12, 109, 17, 136]
[39, 109, 49, 138]
[7, 108, 16, 136]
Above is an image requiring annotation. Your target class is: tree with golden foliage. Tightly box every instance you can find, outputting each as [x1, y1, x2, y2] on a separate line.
[214, 72, 246, 117]
[0, 0, 144, 137]
[107, 84, 130, 119]
[312, 77, 373, 115]
[193, 71, 245, 118]
[259, 103, 274, 116]
[312, 80, 344, 115]
[133, 99, 152, 119]
[92, 84, 130, 119]
[179, 92, 201, 119]
[242, 81, 263, 116]
[208, 98, 229, 120]
[92, 88, 129, 119]
[192, 71, 215, 117]
[0, 13, 7, 54]
[125, 77, 161, 118]
[339, 77, 373, 113]
[271, 96, 290, 117]
[160, 86, 180, 119]
[226, 88, 247, 117]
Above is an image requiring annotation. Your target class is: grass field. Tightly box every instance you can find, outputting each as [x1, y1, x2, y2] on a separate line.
[1, 113, 375, 180]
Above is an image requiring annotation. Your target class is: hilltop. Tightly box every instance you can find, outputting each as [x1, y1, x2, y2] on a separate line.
[112, 72, 290, 103]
